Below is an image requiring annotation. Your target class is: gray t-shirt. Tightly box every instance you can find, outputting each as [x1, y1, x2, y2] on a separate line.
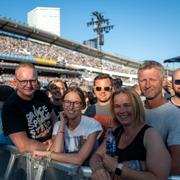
[145, 102, 180, 146]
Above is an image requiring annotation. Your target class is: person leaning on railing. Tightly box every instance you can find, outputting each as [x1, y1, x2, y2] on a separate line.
[89, 87, 171, 180]
[33, 87, 102, 165]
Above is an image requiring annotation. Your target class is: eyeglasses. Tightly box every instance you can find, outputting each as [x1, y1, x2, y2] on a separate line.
[63, 100, 82, 108]
[174, 79, 180, 85]
[95, 86, 112, 92]
[16, 77, 37, 86]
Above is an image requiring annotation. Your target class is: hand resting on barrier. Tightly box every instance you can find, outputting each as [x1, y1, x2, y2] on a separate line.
[32, 87, 103, 165]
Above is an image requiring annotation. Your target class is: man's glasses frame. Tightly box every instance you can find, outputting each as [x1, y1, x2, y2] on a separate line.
[95, 86, 112, 92]
[16, 77, 37, 86]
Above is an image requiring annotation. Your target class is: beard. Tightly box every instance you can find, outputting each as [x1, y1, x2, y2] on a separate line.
[174, 90, 180, 98]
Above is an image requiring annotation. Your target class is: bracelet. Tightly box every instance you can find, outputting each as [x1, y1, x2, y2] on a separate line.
[47, 151, 52, 162]
[128, 160, 142, 171]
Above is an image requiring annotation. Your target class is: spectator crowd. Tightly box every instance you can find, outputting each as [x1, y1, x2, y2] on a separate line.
[0, 61, 180, 179]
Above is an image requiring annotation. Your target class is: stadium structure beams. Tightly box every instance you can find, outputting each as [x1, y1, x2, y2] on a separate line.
[0, 16, 140, 69]
[0, 61, 81, 76]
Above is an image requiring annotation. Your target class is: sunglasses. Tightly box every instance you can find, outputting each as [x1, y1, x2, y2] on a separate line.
[174, 79, 180, 85]
[95, 86, 112, 92]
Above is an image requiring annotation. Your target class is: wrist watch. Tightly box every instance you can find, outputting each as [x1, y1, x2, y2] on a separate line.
[115, 163, 123, 176]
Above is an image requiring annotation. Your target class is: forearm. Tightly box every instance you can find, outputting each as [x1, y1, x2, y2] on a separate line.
[50, 152, 86, 165]
[10, 132, 49, 153]
[51, 132, 64, 153]
[18, 139, 48, 153]
[119, 166, 162, 180]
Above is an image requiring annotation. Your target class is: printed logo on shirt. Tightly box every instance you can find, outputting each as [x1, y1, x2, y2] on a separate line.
[65, 135, 86, 153]
[26, 105, 51, 139]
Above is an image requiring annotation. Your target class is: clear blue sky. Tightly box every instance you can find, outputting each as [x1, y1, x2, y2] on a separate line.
[0, 0, 180, 67]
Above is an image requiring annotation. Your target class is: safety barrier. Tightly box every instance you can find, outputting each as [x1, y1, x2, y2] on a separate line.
[0, 145, 179, 180]
[0, 145, 91, 180]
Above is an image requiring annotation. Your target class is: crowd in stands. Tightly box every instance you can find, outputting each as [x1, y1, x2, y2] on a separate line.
[0, 61, 180, 180]
[1, 30, 180, 179]
[0, 34, 137, 77]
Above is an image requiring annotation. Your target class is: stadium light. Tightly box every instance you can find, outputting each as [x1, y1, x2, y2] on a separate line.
[87, 11, 114, 50]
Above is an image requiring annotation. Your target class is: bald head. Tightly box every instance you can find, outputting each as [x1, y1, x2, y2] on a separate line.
[172, 68, 180, 98]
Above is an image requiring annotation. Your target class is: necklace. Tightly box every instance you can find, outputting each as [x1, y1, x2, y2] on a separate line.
[123, 132, 130, 142]
[124, 134, 128, 140]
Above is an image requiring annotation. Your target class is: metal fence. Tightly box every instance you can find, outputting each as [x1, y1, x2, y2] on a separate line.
[0, 145, 179, 180]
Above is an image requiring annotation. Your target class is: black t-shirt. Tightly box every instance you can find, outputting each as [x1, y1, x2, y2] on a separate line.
[2, 90, 53, 142]
[113, 124, 150, 162]
[51, 103, 63, 121]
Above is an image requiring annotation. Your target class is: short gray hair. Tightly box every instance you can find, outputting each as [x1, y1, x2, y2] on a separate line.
[138, 60, 165, 78]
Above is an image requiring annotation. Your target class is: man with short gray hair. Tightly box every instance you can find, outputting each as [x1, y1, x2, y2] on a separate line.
[138, 60, 180, 175]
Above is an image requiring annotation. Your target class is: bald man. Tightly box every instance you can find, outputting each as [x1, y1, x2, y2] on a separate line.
[170, 68, 180, 108]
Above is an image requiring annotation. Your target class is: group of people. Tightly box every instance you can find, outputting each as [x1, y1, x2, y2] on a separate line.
[0, 61, 180, 179]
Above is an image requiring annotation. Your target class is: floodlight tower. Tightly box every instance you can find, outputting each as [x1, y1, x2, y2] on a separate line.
[87, 11, 114, 51]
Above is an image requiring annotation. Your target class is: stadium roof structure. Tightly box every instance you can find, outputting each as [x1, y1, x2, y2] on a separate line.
[0, 16, 140, 69]
[164, 56, 180, 63]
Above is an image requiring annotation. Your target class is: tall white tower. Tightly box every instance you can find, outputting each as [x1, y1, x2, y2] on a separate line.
[27, 7, 60, 36]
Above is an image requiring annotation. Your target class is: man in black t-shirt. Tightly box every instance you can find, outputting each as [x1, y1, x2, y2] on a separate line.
[2, 63, 56, 153]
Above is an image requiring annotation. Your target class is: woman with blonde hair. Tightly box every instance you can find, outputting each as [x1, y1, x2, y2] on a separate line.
[90, 87, 171, 180]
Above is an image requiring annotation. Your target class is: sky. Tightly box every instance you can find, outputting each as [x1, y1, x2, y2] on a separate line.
[0, 0, 180, 68]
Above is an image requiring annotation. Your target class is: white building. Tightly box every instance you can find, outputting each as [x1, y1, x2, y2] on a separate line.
[27, 7, 60, 36]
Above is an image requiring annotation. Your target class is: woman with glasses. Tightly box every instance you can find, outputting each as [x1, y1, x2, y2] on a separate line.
[33, 87, 102, 165]
[89, 88, 171, 180]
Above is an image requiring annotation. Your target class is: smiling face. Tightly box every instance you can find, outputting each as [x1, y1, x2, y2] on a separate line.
[138, 68, 163, 100]
[51, 81, 65, 99]
[113, 92, 134, 127]
[94, 78, 113, 105]
[63, 91, 83, 121]
[16, 66, 38, 100]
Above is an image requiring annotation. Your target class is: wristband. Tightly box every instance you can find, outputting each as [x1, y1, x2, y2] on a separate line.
[128, 160, 142, 171]
[115, 163, 123, 176]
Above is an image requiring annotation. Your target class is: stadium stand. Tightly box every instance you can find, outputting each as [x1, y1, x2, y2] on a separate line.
[0, 16, 176, 180]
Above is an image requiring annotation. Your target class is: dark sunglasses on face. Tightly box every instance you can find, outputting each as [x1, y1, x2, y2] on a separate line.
[95, 86, 112, 92]
[174, 79, 180, 85]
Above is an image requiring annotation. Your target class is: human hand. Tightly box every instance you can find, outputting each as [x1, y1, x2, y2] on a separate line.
[92, 168, 111, 180]
[103, 154, 118, 173]
[32, 150, 48, 160]
[60, 111, 68, 125]
[43, 139, 53, 151]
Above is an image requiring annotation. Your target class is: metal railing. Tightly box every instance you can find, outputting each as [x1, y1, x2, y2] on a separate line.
[0, 145, 179, 180]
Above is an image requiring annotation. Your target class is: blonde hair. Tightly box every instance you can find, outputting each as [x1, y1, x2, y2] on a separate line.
[111, 87, 145, 126]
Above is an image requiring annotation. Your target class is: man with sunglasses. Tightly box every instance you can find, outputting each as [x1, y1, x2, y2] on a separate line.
[138, 60, 180, 175]
[2, 63, 56, 153]
[47, 79, 66, 120]
[85, 74, 114, 143]
[170, 68, 180, 108]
